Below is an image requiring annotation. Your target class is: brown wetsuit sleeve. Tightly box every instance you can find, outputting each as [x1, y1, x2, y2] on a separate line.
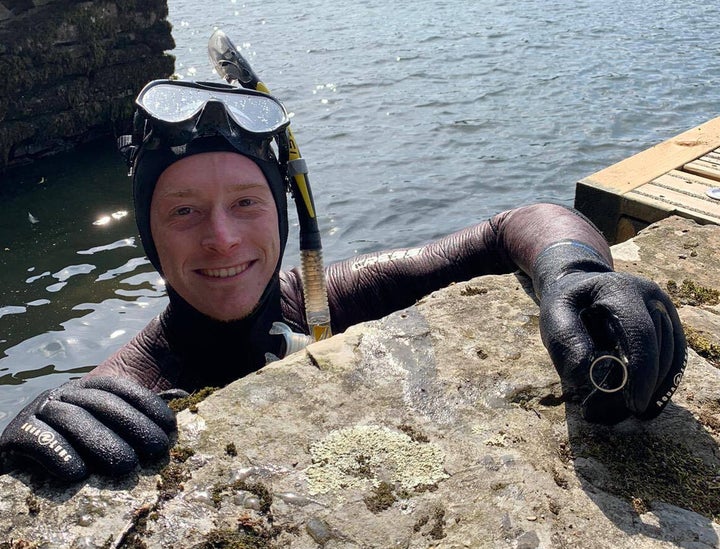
[291, 203, 612, 334]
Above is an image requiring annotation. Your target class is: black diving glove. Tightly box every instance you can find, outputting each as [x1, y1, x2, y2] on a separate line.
[533, 240, 687, 424]
[0, 376, 177, 482]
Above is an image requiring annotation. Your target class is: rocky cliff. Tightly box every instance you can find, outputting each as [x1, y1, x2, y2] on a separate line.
[1, 216, 720, 548]
[0, 0, 174, 170]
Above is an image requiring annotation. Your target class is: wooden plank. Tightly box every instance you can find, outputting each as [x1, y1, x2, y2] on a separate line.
[625, 173, 720, 223]
[683, 159, 720, 182]
[704, 150, 720, 161]
[579, 116, 720, 194]
[653, 169, 720, 196]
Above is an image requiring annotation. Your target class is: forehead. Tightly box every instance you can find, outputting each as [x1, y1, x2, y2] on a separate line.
[155, 152, 269, 196]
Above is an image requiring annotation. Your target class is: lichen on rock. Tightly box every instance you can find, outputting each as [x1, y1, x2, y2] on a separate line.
[304, 424, 448, 496]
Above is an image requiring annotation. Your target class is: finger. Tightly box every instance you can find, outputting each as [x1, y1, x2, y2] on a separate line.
[591, 282, 660, 413]
[55, 387, 170, 459]
[577, 308, 632, 424]
[540, 298, 596, 390]
[38, 400, 139, 476]
[79, 376, 177, 433]
[0, 413, 88, 481]
[635, 298, 687, 420]
[650, 299, 675, 384]
[581, 390, 631, 425]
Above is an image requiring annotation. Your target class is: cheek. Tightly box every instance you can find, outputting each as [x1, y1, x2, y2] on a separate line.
[151, 225, 183, 272]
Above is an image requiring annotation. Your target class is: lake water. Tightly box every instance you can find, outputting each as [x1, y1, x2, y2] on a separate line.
[1, 0, 718, 430]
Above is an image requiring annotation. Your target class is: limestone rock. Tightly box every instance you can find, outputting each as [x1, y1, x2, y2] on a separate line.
[0, 0, 175, 169]
[2, 216, 720, 548]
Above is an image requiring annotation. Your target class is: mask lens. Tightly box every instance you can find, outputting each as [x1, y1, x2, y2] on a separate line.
[225, 95, 288, 133]
[137, 82, 288, 134]
[138, 84, 210, 123]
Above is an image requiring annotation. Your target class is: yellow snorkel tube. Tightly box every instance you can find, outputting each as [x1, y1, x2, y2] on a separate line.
[208, 30, 332, 343]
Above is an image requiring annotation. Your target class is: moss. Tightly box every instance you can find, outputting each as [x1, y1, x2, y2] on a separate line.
[427, 506, 447, 540]
[170, 446, 195, 463]
[574, 430, 720, 520]
[685, 326, 720, 368]
[193, 526, 275, 549]
[157, 462, 191, 501]
[353, 454, 374, 478]
[25, 494, 41, 516]
[397, 424, 430, 443]
[410, 506, 447, 539]
[413, 514, 430, 532]
[115, 504, 154, 549]
[200, 484, 281, 547]
[167, 387, 218, 413]
[0, 541, 41, 549]
[460, 286, 488, 297]
[363, 481, 396, 513]
[225, 443, 238, 457]
[667, 279, 720, 307]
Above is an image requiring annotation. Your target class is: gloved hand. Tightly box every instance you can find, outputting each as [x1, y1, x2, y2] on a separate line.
[0, 376, 177, 482]
[533, 241, 687, 424]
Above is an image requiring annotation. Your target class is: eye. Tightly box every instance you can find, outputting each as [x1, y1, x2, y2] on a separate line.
[173, 206, 194, 216]
[235, 198, 257, 208]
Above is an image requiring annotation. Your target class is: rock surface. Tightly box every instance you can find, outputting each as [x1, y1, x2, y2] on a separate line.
[0, 0, 174, 169]
[2, 215, 720, 548]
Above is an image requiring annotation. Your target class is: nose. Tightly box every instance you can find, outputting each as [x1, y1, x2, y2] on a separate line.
[201, 208, 241, 254]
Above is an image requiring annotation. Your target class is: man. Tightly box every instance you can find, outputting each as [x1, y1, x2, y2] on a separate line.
[0, 79, 686, 482]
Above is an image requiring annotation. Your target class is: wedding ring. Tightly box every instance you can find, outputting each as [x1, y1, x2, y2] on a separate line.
[589, 354, 628, 393]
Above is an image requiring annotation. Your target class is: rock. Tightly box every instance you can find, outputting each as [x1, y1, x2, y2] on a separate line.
[0, 0, 175, 169]
[2, 215, 720, 548]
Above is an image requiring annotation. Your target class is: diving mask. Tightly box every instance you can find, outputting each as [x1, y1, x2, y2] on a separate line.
[120, 79, 292, 169]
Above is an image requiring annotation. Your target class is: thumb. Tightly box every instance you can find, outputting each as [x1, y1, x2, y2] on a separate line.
[540, 294, 596, 390]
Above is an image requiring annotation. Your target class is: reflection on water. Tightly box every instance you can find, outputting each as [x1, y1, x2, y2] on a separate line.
[2, 0, 720, 429]
[0, 139, 169, 427]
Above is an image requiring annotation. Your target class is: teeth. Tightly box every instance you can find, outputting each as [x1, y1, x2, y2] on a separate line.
[201, 264, 248, 278]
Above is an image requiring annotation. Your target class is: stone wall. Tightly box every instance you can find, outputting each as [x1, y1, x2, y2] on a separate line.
[0, 0, 175, 170]
[1, 216, 720, 548]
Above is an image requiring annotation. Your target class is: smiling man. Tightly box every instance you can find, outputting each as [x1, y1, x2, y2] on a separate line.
[0, 79, 687, 481]
[150, 153, 281, 322]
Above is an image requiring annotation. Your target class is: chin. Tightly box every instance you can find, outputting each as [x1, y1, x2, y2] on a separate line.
[201, 301, 261, 323]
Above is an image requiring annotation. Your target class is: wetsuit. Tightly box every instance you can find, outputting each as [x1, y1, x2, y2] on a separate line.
[88, 203, 611, 393]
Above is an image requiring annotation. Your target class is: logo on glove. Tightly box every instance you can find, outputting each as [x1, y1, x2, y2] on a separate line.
[654, 350, 687, 409]
[21, 422, 73, 462]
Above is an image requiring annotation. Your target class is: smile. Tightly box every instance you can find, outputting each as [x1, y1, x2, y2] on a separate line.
[198, 262, 251, 278]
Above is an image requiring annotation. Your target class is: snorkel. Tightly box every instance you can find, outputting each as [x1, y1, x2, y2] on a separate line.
[208, 29, 332, 343]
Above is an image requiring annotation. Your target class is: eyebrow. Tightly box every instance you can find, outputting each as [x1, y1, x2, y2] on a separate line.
[157, 182, 269, 199]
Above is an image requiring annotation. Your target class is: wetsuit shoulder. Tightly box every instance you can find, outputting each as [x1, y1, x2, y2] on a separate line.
[85, 315, 180, 392]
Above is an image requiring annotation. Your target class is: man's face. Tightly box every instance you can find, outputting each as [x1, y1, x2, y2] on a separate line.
[150, 152, 280, 322]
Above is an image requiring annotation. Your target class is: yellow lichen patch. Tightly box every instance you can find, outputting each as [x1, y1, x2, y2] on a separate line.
[304, 425, 448, 496]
